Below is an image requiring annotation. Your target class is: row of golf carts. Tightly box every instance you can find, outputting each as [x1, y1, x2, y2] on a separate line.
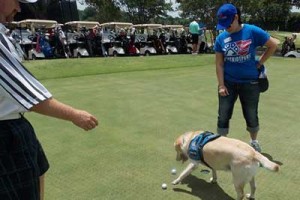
[6, 19, 211, 60]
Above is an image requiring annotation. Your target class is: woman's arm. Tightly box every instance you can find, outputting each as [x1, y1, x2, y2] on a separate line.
[258, 37, 278, 66]
[216, 52, 224, 87]
[216, 52, 229, 96]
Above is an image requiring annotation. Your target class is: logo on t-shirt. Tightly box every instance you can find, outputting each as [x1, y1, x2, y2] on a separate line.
[224, 39, 252, 62]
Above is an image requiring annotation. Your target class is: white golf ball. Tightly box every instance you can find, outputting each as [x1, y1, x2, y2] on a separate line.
[161, 183, 167, 190]
[171, 168, 177, 175]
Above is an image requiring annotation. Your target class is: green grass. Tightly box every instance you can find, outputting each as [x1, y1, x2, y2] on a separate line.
[24, 55, 213, 80]
[24, 55, 300, 200]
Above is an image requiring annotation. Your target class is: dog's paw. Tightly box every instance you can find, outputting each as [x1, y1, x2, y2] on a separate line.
[172, 179, 180, 185]
[209, 177, 217, 184]
[246, 193, 255, 200]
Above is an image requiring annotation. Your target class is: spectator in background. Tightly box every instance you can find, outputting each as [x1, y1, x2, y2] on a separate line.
[189, 17, 200, 55]
[290, 33, 297, 50]
[94, 25, 107, 57]
[197, 18, 207, 53]
[4, 28, 25, 61]
[130, 27, 136, 43]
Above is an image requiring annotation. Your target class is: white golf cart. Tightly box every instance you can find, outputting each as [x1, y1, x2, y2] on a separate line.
[284, 48, 300, 58]
[161, 25, 184, 54]
[18, 19, 58, 60]
[100, 22, 135, 56]
[133, 24, 163, 56]
[64, 21, 100, 58]
[4, 21, 26, 61]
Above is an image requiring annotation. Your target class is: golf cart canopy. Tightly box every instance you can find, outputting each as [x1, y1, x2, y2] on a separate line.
[100, 22, 133, 33]
[162, 25, 184, 29]
[100, 22, 133, 28]
[64, 21, 101, 31]
[133, 24, 163, 29]
[4, 21, 19, 29]
[133, 24, 163, 35]
[18, 19, 58, 29]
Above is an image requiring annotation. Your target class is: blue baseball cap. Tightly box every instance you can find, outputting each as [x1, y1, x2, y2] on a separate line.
[19, 0, 37, 3]
[216, 4, 237, 30]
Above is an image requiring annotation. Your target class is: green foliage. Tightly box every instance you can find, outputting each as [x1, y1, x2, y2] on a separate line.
[287, 12, 300, 31]
[24, 55, 212, 80]
[177, 0, 222, 29]
[178, 0, 295, 31]
[119, 0, 173, 23]
[83, 0, 122, 22]
[23, 0, 55, 19]
[79, 6, 98, 21]
[246, 0, 291, 30]
[83, 0, 173, 23]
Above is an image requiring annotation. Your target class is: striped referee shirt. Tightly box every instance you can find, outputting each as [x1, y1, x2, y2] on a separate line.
[0, 23, 52, 120]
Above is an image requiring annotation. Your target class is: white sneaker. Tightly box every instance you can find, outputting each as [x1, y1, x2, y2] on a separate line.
[250, 141, 261, 152]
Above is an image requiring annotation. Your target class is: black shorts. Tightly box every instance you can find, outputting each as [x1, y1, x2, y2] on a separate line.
[191, 34, 199, 44]
[0, 116, 49, 200]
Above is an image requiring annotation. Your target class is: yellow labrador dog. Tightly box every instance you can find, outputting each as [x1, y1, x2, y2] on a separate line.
[172, 130, 279, 200]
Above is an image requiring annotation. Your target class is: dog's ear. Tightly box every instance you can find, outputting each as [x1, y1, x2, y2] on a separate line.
[174, 137, 182, 149]
[174, 136, 184, 161]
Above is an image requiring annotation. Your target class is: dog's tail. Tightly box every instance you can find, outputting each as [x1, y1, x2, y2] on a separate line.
[254, 152, 280, 172]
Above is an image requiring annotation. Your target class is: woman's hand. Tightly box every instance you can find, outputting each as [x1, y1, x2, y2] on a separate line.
[218, 85, 229, 96]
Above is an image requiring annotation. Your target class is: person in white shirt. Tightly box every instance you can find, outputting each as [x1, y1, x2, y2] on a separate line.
[0, 1, 99, 199]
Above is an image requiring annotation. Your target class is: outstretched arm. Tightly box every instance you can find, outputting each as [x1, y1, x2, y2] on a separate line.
[30, 98, 98, 131]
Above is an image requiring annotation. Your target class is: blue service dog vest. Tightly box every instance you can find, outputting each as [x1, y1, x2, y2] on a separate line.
[188, 131, 221, 168]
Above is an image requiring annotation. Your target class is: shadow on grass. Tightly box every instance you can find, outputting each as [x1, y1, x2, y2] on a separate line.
[173, 174, 234, 200]
[262, 152, 283, 166]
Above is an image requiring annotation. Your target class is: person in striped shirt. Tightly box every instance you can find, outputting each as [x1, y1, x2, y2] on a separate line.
[0, 1, 99, 199]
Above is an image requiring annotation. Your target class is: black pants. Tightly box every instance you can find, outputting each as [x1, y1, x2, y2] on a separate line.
[0, 117, 49, 200]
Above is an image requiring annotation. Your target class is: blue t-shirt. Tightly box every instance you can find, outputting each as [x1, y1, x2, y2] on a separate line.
[214, 24, 270, 83]
[198, 22, 206, 35]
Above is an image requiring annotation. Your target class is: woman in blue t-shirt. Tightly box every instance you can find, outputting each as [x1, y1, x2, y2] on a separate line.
[214, 3, 278, 152]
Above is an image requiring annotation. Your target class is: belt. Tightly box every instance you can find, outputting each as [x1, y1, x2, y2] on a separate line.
[0, 113, 22, 121]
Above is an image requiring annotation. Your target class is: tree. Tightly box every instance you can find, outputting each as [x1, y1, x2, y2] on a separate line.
[291, 0, 300, 7]
[243, 0, 291, 30]
[82, 0, 173, 23]
[15, 0, 56, 20]
[287, 12, 300, 31]
[80, 6, 98, 21]
[118, 0, 173, 24]
[81, 0, 122, 22]
[177, 0, 292, 31]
